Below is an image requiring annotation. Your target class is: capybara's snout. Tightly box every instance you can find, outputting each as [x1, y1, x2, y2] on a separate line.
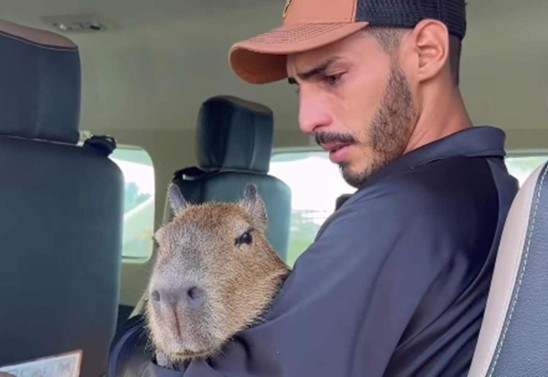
[151, 284, 207, 311]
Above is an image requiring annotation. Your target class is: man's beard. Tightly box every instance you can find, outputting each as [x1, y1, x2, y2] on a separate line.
[316, 64, 417, 188]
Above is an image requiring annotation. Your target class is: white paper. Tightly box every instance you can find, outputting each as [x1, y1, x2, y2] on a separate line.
[0, 350, 81, 377]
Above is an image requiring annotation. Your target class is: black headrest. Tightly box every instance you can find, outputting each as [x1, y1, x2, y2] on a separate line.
[0, 19, 80, 144]
[196, 96, 274, 173]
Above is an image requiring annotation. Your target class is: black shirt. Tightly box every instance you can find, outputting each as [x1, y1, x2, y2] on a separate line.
[113, 126, 519, 377]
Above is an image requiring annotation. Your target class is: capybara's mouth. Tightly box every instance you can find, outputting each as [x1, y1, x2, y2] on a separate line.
[175, 348, 210, 359]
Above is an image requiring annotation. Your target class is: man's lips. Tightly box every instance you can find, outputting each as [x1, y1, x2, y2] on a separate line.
[319, 142, 350, 153]
[320, 142, 352, 163]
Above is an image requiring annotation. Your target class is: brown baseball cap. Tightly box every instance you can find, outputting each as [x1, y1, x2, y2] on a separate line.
[229, 0, 467, 84]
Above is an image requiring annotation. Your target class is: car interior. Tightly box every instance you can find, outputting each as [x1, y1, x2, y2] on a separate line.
[0, 1, 547, 376]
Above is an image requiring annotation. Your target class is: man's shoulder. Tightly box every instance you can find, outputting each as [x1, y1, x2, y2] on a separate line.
[341, 156, 501, 223]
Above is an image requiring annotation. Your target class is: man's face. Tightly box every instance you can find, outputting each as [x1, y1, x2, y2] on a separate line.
[287, 30, 417, 187]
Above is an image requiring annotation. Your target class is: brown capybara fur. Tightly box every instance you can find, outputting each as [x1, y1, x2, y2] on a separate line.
[146, 183, 290, 367]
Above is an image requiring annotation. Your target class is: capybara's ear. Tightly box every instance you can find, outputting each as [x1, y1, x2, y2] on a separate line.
[242, 184, 268, 228]
[167, 183, 188, 215]
[244, 183, 259, 202]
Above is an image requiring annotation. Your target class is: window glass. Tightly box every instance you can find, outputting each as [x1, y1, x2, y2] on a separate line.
[270, 150, 354, 266]
[505, 155, 548, 186]
[271, 150, 548, 266]
[110, 146, 155, 260]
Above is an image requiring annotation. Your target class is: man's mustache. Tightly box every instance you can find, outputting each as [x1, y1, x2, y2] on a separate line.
[315, 132, 357, 146]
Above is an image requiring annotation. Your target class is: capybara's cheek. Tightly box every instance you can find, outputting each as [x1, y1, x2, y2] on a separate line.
[203, 290, 250, 341]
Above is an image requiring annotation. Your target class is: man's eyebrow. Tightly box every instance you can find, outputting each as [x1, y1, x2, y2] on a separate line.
[287, 57, 340, 85]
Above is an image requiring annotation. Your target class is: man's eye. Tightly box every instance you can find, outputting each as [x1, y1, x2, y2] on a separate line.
[324, 73, 343, 86]
[235, 231, 253, 246]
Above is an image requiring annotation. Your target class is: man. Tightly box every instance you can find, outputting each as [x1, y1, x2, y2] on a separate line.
[110, 0, 518, 375]
[178, 0, 519, 375]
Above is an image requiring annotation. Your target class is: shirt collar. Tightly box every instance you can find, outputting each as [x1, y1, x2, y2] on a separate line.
[361, 126, 507, 188]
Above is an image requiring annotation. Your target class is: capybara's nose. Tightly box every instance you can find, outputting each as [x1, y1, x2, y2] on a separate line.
[185, 286, 206, 307]
[152, 286, 206, 309]
[186, 287, 205, 303]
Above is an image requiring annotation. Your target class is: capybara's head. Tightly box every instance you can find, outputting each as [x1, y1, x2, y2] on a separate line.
[146, 184, 290, 362]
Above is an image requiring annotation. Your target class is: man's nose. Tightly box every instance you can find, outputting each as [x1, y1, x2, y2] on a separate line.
[298, 91, 332, 134]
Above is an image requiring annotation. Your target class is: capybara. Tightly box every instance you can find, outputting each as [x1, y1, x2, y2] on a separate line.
[146, 183, 290, 368]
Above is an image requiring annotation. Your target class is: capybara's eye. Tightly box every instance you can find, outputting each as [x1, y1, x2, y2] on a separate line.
[235, 230, 253, 246]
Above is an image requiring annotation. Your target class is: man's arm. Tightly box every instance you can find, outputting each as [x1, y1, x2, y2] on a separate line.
[182, 182, 455, 377]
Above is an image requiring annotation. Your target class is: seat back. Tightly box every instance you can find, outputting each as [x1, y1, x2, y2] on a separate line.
[468, 162, 548, 376]
[111, 96, 291, 375]
[169, 96, 291, 259]
[0, 20, 124, 377]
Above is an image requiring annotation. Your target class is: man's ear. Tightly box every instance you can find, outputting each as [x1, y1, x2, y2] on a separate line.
[408, 19, 450, 83]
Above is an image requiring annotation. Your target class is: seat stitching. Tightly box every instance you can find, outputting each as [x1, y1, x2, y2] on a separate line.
[488, 164, 548, 375]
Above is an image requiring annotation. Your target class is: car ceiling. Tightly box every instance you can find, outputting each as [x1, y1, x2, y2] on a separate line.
[2, 0, 548, 145]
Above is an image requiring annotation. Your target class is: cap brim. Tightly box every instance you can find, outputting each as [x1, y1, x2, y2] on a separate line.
[229, 22, 368, 84]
